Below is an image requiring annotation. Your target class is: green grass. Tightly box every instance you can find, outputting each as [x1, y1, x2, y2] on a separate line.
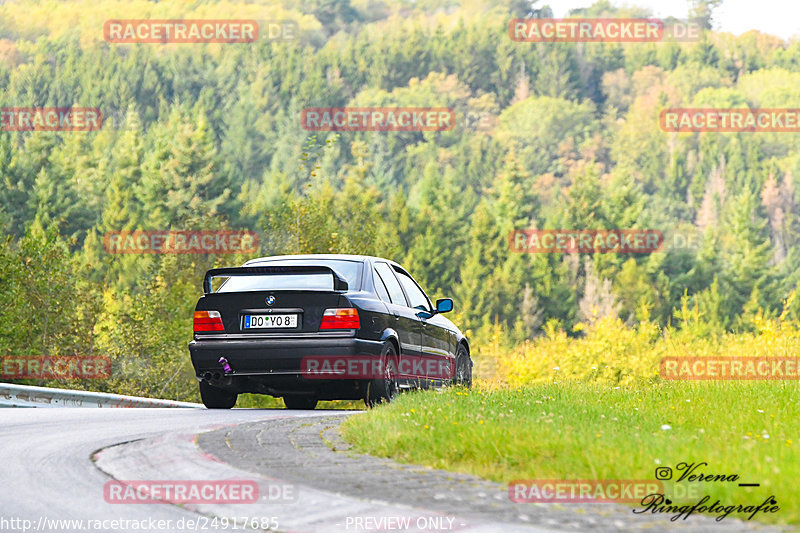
[340, 383, 800, 525]
[236, 393, 363, 410]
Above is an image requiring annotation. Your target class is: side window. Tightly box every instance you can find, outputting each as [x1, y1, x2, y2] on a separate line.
[372, 268, 391, 302]
[375, 263, 407, 306]
[395, 270, 431, 311]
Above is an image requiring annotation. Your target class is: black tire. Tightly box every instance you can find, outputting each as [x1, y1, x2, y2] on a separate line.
[199, 381, 237, 409]
[454, 344, 473, 388]
[283, 395, 318, 410]
[365, 342, 399, 408]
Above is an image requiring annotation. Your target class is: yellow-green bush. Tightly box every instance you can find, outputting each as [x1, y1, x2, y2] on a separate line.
[471, 303, 800, 388]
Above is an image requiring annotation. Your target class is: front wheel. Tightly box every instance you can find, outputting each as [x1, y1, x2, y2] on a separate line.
[454, 345, 472, 388]
[365, 342, 399, 408]
[199, 381, 238, 409]
[283, 395, 318, 410]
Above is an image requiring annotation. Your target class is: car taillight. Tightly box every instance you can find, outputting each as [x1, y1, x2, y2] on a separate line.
[320, 308, 360, 330]
[194, 310, 224, 332]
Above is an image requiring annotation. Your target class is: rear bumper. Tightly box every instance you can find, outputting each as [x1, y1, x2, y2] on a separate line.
[188, 334, 384, 398]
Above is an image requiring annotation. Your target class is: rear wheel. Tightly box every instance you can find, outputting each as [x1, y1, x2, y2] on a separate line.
[199, 381, 238, 409]
[454, 344, 472, 388]
[283, 395, 318, 410]
[365, 342, 399, 408]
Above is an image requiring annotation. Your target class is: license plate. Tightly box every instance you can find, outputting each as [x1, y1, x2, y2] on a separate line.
[243, 314, 298, 329]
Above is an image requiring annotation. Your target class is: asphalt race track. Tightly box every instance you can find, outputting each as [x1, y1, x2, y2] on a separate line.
[0, 409, 789, 533]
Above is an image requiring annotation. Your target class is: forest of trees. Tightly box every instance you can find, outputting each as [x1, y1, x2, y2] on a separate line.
[2, 0, 800, 398]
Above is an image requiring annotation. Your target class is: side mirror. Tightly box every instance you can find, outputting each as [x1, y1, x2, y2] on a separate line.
[436, 298, 453, 313]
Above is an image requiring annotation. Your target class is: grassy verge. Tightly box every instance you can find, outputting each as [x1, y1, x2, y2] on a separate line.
[340, 382, 799, 525]
[236, 393, 363, 409]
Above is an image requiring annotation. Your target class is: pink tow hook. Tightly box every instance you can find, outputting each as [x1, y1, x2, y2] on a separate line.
[219, 357, 232, 374]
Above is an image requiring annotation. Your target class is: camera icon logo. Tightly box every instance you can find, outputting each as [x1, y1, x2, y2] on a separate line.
[655, 467, 673, 480]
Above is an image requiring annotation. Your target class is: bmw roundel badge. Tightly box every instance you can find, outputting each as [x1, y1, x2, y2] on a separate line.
[266, 295, 276, 306]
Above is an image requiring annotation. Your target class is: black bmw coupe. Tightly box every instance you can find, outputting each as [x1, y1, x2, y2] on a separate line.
[189, 254, 472, 409]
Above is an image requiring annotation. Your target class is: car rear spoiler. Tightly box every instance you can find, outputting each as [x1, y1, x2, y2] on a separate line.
[202, 265, 349, 294]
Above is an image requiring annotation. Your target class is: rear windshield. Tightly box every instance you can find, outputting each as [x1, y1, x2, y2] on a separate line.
[216, 259, 363, 292]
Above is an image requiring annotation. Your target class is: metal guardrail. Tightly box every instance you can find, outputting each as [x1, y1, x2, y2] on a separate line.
[0, 383, 202, 408]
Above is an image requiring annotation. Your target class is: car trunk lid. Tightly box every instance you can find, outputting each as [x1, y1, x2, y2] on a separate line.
[195, 265, 354, 334]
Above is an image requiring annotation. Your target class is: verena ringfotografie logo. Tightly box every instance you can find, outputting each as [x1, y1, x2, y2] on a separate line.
[1, 107, 102, 131]
[660, 357, 800, 380]
[103, 480, 259, 504]
[510, 230, 663, 253]
[637, 462, 779, 522]
[1, 356, 111, 379]
[301, 355, 455, 380]
[509, 480, 664, 503]
[104, 20, 258, 44]
[103, 230, 258, 254]
[300, 107, 455, 132]
[660, 108, 800, 132]
[509, 18, 702, 42]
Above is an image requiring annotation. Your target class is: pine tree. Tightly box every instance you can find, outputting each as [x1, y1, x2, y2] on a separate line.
[720, 191, 776, 318]
[137, 106, 232, 228]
